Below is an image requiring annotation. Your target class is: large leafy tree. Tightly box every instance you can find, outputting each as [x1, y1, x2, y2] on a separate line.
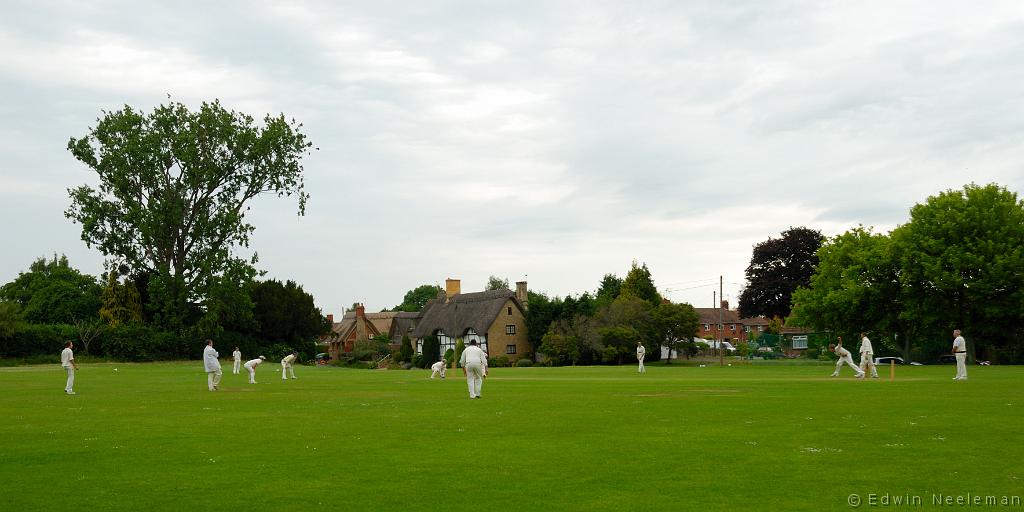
[620, 261, 661, 307]
[653, 301, 700, 363]
[485, 275, 510, 291]
[99, 270, 143, 327]
[393, 284, 443, 312]
[246, 279, 329, 356]
[595, 295, 657, 364]
[0, 255, 102, 324]
[738, 227, 824, 319]
[0, 301, 23, 338]
[790, 227, 912, 358]
[524, 291, 558, 354]
[66, 99, 313, 332]
[896, 183, 1024, 361]
[594, 273, 623, 309]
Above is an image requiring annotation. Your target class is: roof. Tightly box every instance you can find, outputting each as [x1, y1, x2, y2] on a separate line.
[390, 311, 421, 341]
[740, 316, 770, 326]
[694, 307, 742, 324]
[339, 311, 397, 336]
[411, 289, 525, 338]
[329, 314, 382, 342]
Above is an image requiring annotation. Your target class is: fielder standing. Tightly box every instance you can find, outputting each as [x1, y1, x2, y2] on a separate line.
[243, 356, 266, 384]
[636, 341, 646, 373]
[829, 337, 863, 377]
[60, 341, 79, 395]
[203, 339, 223, 391]
[459, 339, 487, 399]
[232, 347, 242, 374]
[857, 332, 879, 379]
[281, 352, 298, 380]
[952, 329, 968, 381]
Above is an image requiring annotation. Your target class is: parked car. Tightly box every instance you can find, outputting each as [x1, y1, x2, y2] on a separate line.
[696, 340, 737, 353]
[315, 352, 331, 365]
[936, 354, 956, 364]
[874, 356, 904, 365]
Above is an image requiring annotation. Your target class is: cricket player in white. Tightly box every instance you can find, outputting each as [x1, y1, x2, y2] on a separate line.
[244, 356, 266, 384]
[61, 341, 78, 395]
[952, 329, 968, 381]
[857, 332, 879, 379]
[430, 360, 446, 379]
[281, 352, 297, 380]
[459, 339, 487, 399]
[829, 337, 863, 377]
[636, 341, 646, 373]
[232, 347, 242, 374]
[203, 339, 223, 391]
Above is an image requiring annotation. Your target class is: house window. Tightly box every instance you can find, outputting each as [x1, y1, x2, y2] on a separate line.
[744, 326, 751, 333]
[505, 324, 516, 335]
[703, 324, 709, 331]
[506, 344, 517, 355]
[730, 324, 735, 332]
[758, 326, 765, 332]
[436, 330, 455, 359]
[507, 306, 512, 315]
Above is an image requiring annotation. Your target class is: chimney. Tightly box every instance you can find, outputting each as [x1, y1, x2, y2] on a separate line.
[326, 314, 334, 324]
[445, 278, 461, 300]
[721, 299, 729, 310]
[355, 304, 365, 318]
[515, 281, 528, 309]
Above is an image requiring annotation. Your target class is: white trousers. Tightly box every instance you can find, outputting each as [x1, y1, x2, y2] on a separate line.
[64, 367, 75, 393]
[246, 366, 257, 383]
[638, 357, 645, 373]
[207, 370, 222, 391]
[832, 356, 862, 376]
[430, 367, 446, 379]
[282, 363, 295, 380]
[233, 359, 241, 374]
[465, 362, 484, 398]
[955, 353, 968, 380]
[859, 354, 878, 377]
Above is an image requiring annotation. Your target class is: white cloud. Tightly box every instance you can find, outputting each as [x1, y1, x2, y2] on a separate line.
[2, 1, 1023, 318]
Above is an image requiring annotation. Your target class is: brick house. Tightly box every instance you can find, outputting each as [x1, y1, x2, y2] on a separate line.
[324, 305, 384, 361]
[694, 301, 745, 343]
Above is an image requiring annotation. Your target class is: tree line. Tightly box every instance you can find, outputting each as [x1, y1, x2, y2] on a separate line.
[0, 255, 328, 361]
[525, 262, 700, 366]
[788, 183, 1024, 363]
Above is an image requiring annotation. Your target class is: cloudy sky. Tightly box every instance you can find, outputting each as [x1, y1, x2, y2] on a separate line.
[2, 1, 1022, 316]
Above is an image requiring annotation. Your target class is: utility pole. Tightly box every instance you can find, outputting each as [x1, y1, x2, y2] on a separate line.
[719, 275, 724, 367]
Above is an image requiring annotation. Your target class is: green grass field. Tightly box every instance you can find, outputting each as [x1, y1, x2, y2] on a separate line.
[1, 361, 1021, 511]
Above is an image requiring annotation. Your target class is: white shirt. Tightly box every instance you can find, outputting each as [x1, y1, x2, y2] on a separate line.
[859, 337, 873, 355]
[636, 345, 646, 359]
[835, 345, 851, 358]
[282, 354, 296, 365]
[232, 350, 241, 361]
[460, 345, 487, 367]
[61, 348, 74, 368]
[953, 336, 966, 352]
[203, 345, 221, 372]
[431, 361, 445, 372]
[244, 358, 263, 369]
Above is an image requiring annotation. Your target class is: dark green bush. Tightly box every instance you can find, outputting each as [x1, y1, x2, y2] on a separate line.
[487, 355, 511, 368]
[0, 323, 74, 358]
[515, 358, 533, 367]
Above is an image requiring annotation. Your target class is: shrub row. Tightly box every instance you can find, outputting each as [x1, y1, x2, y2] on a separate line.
[0, 323, 314, 363]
